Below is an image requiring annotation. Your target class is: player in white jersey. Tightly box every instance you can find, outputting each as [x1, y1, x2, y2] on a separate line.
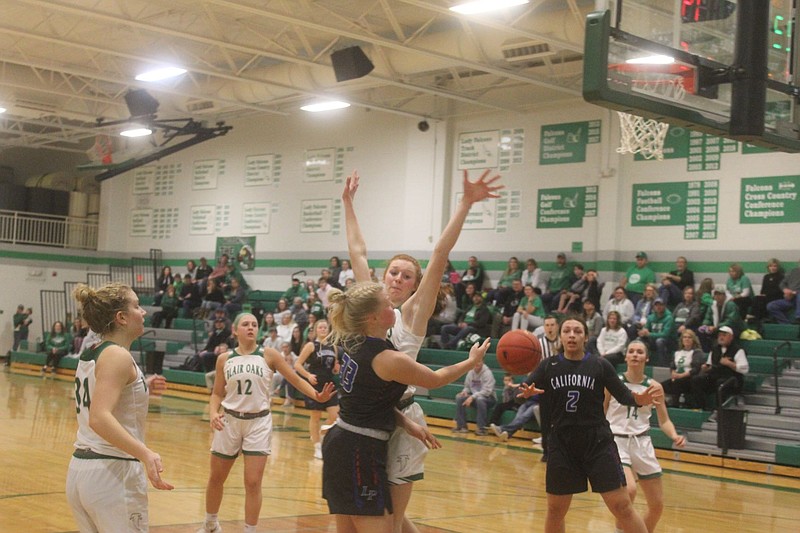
[197, 313, 334, 533]
[605, 340, 686, 533]
[342, 168, 502, 533]
[66, 283, 172, 533]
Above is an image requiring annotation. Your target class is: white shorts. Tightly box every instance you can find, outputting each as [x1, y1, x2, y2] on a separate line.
[614, 435, 662, 479]
[211, 412, 273, 458]
[387, 402, 429, 485]
[66, 455, 148, 532]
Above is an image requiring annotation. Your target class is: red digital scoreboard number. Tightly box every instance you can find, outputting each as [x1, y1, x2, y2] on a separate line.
[681, 0, 736, 23]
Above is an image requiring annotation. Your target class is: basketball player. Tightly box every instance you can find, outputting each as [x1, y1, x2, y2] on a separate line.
[294, 319, 342, 459]
[323, 283, 491, 533]
[342, 169, 502, 533]
[66, 283, 173, 533]
[197, 313, 335, 533]
[518, 317, 662, 533]
[605, 340, 686, 533]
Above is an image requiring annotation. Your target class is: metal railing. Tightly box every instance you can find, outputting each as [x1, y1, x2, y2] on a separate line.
[0, 209, 98, 250]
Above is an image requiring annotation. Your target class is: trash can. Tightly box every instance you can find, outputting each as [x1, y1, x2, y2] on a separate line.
[717, 408, 747, 451]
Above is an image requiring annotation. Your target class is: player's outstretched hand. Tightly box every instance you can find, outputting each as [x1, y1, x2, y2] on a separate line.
[634, 384, 663, 406]
[468, 337, 491, 364]
[315, 381, 336, 403]
[342, 171, 360, 204]
[461, 169, 503, 205]
[517, 382, 544, 399]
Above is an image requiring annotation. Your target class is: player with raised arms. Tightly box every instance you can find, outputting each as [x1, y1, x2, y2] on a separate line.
[342, 168, 502, 533]
[518, 317, 662, 533]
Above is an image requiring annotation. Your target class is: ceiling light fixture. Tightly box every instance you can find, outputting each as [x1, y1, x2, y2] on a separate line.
[135, 66, 187, 82]
[300, 101, 351, 112]
[0, 106, 6, 114]
[450, 0, 529, 15]
[120, 127, 153, 138]
[626, 55, 676, 65]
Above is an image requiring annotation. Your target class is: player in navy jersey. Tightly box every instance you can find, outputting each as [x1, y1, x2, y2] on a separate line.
[294, 319, 342, 459]
[518, 317, 662, 533]
[323, 282, 491, 533]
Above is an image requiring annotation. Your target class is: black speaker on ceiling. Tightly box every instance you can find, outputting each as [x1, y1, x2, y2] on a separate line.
[124, 89, 160, 118]
[331, 46, 375, 82]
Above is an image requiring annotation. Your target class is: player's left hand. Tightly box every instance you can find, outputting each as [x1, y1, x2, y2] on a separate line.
[517, 382, 544, 399]
[406, 421, 442, 450]
[146, 374, 167, 396]
[315, 381, 336, 402]
[673, 434, 687, 448]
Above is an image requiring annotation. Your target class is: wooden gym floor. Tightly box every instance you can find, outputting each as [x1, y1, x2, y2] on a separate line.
[1, 370, 799, 532]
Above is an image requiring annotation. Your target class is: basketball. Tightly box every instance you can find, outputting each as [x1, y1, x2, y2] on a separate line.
[495, 330, 542, 375]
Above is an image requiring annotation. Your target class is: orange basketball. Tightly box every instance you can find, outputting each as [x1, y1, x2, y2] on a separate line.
[495, 330, 542, 375]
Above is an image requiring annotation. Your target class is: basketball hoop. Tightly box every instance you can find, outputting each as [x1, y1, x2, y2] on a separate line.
[87, 134, 113, 165]
[609, 63, 693, 160]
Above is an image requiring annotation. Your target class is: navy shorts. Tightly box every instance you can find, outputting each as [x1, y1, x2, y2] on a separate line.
[545, 425, 626, 495]
[322, 425, 392, 516]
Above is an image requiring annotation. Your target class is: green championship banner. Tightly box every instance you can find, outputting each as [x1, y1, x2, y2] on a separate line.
[632, 180, 718, 239]
[740, 175, 800, 224]
[539, 120, 601, 165]
[536, 186, 597, 228]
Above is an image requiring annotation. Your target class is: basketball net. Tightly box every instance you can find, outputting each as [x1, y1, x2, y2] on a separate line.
[87, 134, 113, 165]
[613, 69, 689, 161]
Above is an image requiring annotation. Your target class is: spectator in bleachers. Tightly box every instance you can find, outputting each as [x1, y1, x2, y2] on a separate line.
[696, 277, 715, 321]
[185, 259, 196, 279]
[427, 283, 458, 338]
[337, 259, 355, 288]
[273, 298, 291, 323]
[627, 283, 658, 339]
[457, 282, 477, 314]
[289, 296, 309, 333]
[195, 256, 213, 282]
[327, 256, 342, 289]
[443, 259, 458, 285]
[453, 359, 496, 435]
[454, 256, 486, 304]
[489, 373, 520, 426]
[223, 262, 248, 292]
[307, 291, 325, 320]
[726, 263, 754, 318]
[276, 312, 296, 344]
[555, 263, 585, 313]
[582, 300, 603, 355]
[290, 326, 305, 364]
[304, 278, 317, 297]
[511, 284, 545, 333]
[495, 278, 525, 336]
[673, 286, 702, 336]
[198, 318, 231, 372]
[558, 266, 602, 313]
[541, 252, 573, 312]
[490, 396, 540, 442]
[282, 277, 309, 303]
[658, 256, 695, 308]
[154, 266, 174, 306]
[199, 278, 225, 319]
[206, 254, 229, 293]
[206, 307, 231, 336]
[521, 258, 545, 292]
[690, 326, 749, 411]
[620, 251, 656, 306]
[172, 273, 185, 296]
[698, 285, 745, 352]
[43, 320, 71, 374]
[753, 258, 784, 322]
[151, 285, 179, 329]
[316, 276, 332, 309]
[260, 312, 276, 337]
[304, 314, 317, 342]
[597, 311, 628, 367]
[603, 286, 635, 328]
[12, 304, 33, 352]
[440, 291, 492, 350]
[222, 277, 246, 319]
[767, 259, 800, 324]
[637, 298, 674, 366]
[662, 330, 705, 407]
[71, 316, 88, 354]
[487, 256, 522, 307]
[271, 341, 298, 406]
[261, 327, 282, 351]
[178, 274, 201, 318]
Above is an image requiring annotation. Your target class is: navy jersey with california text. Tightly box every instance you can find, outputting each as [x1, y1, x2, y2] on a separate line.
[526, 353, 638, 430]
[337, 336, 407, 432]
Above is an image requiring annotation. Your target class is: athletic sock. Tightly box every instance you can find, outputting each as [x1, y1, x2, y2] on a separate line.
[244, 525, 257, 532]
[204, 513, 218, 523]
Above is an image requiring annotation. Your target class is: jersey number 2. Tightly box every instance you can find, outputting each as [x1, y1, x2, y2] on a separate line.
[74, 377, 91, 413]
[565, 390, 580, 413]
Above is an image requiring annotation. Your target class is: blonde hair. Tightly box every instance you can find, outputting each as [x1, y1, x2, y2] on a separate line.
[72, 283, 134, 336]
[326, 283, 384, 353]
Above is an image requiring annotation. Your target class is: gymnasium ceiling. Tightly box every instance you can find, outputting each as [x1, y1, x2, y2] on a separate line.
[0, 0, 593, 156]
